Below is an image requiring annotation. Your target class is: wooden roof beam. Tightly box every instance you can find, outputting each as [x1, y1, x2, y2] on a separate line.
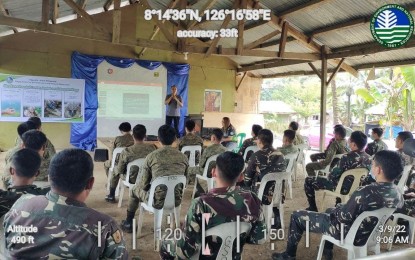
[63, 0, 109, 33]
[138, 0, 179, 56]
[42, 0, 50, 26]
[308, 62, 321, 79]
[187, 0, 218, 29]
[141, 0, 177, 44]
[0, 0, 18, 33]
[112, 0, 121, 43]
[205, 0, 239, 57]
[104, 0, 114, 11]
[279, 0, 329, 17]
[238, 59, 311, 72]
[244, 20, 269, 31]
[52, 0, 59, 24]
[247, 0, 358, 77]
[244, 30, 280, 49]
[328, 38, 415, 59]
[278, 21, 288, 57]
[327, 58, 345, 85]
[236, 0, 246, 55]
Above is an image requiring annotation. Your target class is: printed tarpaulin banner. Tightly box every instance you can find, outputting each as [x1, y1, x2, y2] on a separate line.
[0, 73, 85, 123]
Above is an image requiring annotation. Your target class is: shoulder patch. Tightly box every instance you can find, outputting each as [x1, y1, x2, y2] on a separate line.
[112, 230, 122, 244]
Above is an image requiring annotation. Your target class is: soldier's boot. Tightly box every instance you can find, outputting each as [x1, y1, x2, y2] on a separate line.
[105, 187, 116, 203]
[121, 210, 135, 233]
[271, 207, 282, 230]
[335, 197, 342, 207]
[305, 198, 318, 212]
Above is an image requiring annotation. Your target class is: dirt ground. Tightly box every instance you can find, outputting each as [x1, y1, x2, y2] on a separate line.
[0, 150, 412, 260]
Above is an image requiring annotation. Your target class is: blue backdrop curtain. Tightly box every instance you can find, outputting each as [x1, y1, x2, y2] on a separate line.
[70, 51, 190, 150]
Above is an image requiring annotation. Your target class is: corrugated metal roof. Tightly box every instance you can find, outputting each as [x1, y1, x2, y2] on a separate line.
[1, 0, 415, 78]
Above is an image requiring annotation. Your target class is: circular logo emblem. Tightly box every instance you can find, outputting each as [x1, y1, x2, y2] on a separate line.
[371, 4, 414, 48]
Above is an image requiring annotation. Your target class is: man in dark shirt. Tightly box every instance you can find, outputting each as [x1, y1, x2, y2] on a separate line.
[272, 150, 404, 260]
[238, 124, 262, 160]
[165, 85, 183, 137]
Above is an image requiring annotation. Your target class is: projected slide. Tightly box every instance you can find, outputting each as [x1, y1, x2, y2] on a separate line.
[98, 81, 163, 119]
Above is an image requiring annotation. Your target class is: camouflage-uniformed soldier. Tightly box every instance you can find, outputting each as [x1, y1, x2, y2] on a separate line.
[238, 124, 262, 159]
[189, 128, 227, 196]
[160, 152, 266, 260]
[272, 150, 404, 260]
[244, 129, 286, 203]
[277, 130, 299, 156]
[3, 149, 128, 259]
[395, 131, 414, 186]
[1, 149, 49, 217]
[244, 129, 286, 229]
[365, 127, 388, 156]
[105, 124, 157, 203]
[17, 116, 56, 163]
[104, 122, 134, 176]
[2, 129, 48, 188]
[289, 121, 304, 146]
[121, 125, 188, 233]
[304, 131, 371, 212]
[178, 120, 204, 164]
[306, 126, 349, 176]
[309, 125, 344, 162]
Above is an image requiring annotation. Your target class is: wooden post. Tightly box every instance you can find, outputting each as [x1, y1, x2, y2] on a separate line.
[319, 45, 327, 152]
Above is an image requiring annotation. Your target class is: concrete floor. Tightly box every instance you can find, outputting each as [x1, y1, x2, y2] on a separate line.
[0, 149, 412, 260]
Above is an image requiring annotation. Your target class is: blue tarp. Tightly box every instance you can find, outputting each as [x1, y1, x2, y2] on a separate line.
[70, 52, 190, 150]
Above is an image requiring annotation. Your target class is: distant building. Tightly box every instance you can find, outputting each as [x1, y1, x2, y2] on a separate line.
[259, 101, 297, 124]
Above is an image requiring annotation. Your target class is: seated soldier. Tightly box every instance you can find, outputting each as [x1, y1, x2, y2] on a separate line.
[3, 149, 128, 259]
[395, 131, 414, 186]
[306, 125, 348, 176]
[309, 124, 343, 162]
[288, 121, 304, 145]
[178, 120, 204, 164]
[120, 125, 188, 233]
[189, 128, 227, 196]
[105, 124, 157, 203]
[160, 152, 266, 260]
[272, 150, 404, 260]
[0, 149, 49, 217]
[220, 117, 237, 147]
[277, 130, 299, 156]
[26, 116, 56, 161]
[365, 127, 388, 156]
[4, 121, 37, 164]
[244, 129, 286, 229]
[304, 131, 371, 212]
[2, 129, 47, 188]
[104, 122, 134, 176]
[238, 124, 262, 159]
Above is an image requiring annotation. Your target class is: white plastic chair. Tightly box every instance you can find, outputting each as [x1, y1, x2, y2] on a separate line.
[181, 145, 202, 167]
[283, 152, 299, 199]
[137, 175, 187, 251]
[118, 158, 146, 208]
[258, 171, 291, 231]
[0, 215, 5, 257]
[387, 213, 415, 251]
[316, 207, 396, 260]
[191, 154, 219, 199]
[294, 143, 308, 181]
[190, 222, 252, 260]
[106, 147, 125, 192]
[320, 168, 369, 211]
[397, 165, 413, 194]
[315, 153, 345, 179]
[243, 145, 259, 162]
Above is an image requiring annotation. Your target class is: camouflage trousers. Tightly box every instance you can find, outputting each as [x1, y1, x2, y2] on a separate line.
[304, 176, 336, 210]
[285, 209, 336, 256]
[310, 152, 326, 162]
[127, 184, 184, 213]
[305, 162, 325, 177]
[104, 160, 111, 177]
[110, 166, 140, 189]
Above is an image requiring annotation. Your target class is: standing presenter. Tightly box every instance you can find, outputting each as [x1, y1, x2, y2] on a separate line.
[165, 85, 183, 137]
